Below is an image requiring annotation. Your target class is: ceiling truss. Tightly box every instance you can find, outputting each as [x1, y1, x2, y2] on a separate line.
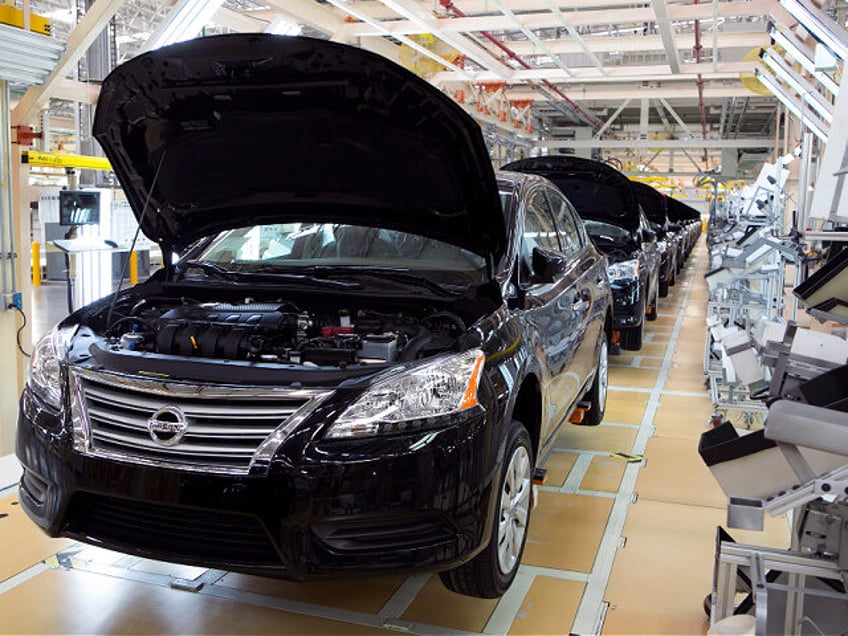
[10, 0, 846, 175]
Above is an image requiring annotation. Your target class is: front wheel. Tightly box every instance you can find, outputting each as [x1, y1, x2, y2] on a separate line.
[620, 320, 643, 350]
[581, 336, 608, 426]
[439, 422, 533, 598]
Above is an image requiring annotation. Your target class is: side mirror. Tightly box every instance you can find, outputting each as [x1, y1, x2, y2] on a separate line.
[640, 228, 656, 243]
[531, 247, 561, 284]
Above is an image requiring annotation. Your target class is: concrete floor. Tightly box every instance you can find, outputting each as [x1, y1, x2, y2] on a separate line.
[1, 240, 791, 635]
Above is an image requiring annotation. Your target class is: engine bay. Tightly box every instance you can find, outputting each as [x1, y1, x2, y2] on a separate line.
[104, 296, 466, 368]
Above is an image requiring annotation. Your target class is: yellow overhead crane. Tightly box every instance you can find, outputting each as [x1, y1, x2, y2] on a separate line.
[0, 3, 50, 35]
[22, 150, 112, 172]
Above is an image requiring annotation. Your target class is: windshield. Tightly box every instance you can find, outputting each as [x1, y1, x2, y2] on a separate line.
[190, 223, 488, 285]
[583, 220, 633, 245]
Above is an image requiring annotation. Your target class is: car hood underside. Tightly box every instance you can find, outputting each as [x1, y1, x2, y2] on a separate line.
[92, 34, 505, 260]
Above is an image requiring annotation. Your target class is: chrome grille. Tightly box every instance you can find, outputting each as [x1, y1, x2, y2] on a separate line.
[70, 369, 327, 475]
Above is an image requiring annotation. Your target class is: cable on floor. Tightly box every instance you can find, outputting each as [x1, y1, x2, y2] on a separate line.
[11, 305, 31, 358]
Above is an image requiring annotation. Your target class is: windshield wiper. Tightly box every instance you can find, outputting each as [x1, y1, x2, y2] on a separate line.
[179, 260, 361, 289]
[179, 260, 239, 280]
[305, 266, 461, 297]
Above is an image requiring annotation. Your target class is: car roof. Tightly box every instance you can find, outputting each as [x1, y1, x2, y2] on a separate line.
[495, 170, 552, 191]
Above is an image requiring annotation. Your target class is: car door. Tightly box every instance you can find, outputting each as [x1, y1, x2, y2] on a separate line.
[518, 186, 584, 444]
[638, 208, 660, 305]
[546, 187, 605, 391]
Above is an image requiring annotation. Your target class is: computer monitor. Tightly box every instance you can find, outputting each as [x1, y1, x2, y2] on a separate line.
[59, 190, 101, 226]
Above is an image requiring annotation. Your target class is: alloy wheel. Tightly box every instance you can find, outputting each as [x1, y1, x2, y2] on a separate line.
[497, 445, 531, 574]
[598, 338, 608, 412]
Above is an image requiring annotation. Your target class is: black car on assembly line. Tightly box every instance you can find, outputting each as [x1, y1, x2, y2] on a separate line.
[631, 180, 680, 298]
[503, 156, 660, 351]
[17, 34, 613, 599]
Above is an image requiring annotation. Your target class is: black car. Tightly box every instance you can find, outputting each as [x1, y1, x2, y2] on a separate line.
[17, 34, 613, 599]
[502, 156, 660, 351]
[631, 181, 679, 298]
[667, 197, 703, 258]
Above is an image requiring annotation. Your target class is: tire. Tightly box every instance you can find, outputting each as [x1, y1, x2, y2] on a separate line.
[439, 422, 533, 598]
[620, 321, 643, 350]
[659, 277, 669, 298]
[581, 336, 608, 426]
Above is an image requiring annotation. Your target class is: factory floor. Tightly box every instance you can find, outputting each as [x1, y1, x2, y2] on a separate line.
[0, 240, 791, 635]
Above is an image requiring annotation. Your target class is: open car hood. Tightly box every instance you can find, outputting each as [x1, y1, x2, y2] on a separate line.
[502, 156, 639, 232]
[93, 34, 505, 260]
[631, 181, 668, 228]
[666, 197, 702, 223]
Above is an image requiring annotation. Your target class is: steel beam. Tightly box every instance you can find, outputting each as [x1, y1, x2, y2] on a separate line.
[542, 0, 606, 74]
[652, 0, 681, 73]
[323, 0, 473, 80]
[593, 99, 631, 139]
[11, 0, 126, 127]
[658, 98, 695, 136]
[372, 0, 511, 77]
[681, 148, 706, 170]
[655, 100, 672, 129]
[212, 7, 269, 32]
[431, 60, 759, 84]
[261, 0, 345, 37]
[536, 138, 774, 149]
[505, 83, 754, 101]
[478, 31, 766, 56]
[341, 0, 777, 33]
[488, 0, 574, 77]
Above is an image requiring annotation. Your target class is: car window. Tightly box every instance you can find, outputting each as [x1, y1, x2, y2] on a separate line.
[519, 190, 560, 283]
[524, 191, 560, 252]
[193, 223, 488, 285]
[583, 219, 633, 246]
[545, 188, 583, 256]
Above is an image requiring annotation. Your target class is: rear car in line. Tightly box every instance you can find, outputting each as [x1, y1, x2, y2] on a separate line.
[502, 156, 660, 351]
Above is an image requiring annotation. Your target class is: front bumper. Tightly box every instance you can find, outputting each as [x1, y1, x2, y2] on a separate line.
[609, 277, 643, 329]
[16, 387, 495, 579]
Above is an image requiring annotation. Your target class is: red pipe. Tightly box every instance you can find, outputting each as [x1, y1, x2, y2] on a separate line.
[439, 0, 610, 134]
[693, 0, 709, 165]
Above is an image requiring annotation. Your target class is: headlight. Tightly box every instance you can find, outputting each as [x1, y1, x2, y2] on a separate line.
[607, 259, 640, 281]
[657, 240, 668, 254]
[28, 326, 74, 410]
[326, 349, 485, 439]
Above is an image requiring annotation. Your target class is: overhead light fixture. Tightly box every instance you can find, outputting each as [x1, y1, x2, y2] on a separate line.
[755, 69, 829, 142]
[767, 23, 840, 95]
[778, 0, 848, 61]
[143, 0, 225, 51]
[266, 18, 302, 37]
[760, 49, 834, 123]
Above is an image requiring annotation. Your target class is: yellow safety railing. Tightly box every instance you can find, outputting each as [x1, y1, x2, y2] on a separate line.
[32, 241, 41, 286]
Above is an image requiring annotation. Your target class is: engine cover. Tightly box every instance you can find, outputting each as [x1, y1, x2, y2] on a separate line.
[155, 303, 306, 359]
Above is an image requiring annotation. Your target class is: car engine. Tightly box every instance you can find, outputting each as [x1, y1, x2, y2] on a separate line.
[108, 298, 464, 367]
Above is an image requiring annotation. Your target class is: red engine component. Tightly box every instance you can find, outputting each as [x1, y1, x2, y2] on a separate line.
[321, 325, 355, 337]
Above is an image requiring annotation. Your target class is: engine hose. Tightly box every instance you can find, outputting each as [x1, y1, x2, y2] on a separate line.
[399, 325, 431, 362]
[425, 311, 466, 333]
